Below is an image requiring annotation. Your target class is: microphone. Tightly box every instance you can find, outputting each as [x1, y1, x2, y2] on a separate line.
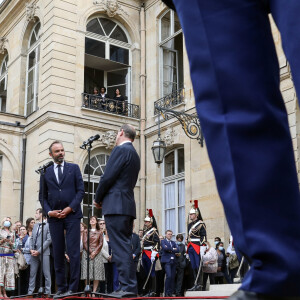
[35, 161, 54, 174]
[80, 134, 100, 149]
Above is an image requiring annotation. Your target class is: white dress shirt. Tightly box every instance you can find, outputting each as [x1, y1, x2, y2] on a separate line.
[119, 141, 132, 146]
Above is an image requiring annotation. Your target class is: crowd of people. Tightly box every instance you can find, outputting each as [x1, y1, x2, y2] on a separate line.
[0, 206, 248, 298]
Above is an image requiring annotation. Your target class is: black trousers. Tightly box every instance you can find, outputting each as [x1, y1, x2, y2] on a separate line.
[202, 273, 215, 291]
[105, 215, 137, 294]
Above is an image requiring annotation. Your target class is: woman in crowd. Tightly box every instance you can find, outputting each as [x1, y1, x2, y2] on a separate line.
[113, 88, 126, 115]
[202, 241, 217, 291]
[81, 216, 103, 296]
[25, 218, 35, 237]
[98, 219, 111, 293]
[175, 234, 186, 296]
[214, 242, 226, 284]
[79, 222, 87, 292]
[17, 225, 31, 295]
[0, 218, 17, 297]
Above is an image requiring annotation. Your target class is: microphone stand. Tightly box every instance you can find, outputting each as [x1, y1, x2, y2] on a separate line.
[64, 140, 105, 298]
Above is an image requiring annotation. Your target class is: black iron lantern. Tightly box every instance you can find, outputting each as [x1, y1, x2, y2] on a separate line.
[152, 137, 166, 166]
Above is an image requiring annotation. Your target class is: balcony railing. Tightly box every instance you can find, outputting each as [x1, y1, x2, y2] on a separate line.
[82, 93, 140, 119]
[154, 88, 185, 115]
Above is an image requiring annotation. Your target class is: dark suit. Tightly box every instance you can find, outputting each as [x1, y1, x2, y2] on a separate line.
[161, 239, 179, 296]
[168, 0, 300, 297]
[39, 162, 84, 292]
[132, 232, 141, 264]
[175, 243, 186, 295]
[95, 142, 140, 294]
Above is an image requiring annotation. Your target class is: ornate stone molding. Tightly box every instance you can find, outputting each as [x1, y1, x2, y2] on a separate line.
[164, 127, 177, 146]
[26, 2, 39, 23]
[0, 37, 8, 54]
[100, 130, 117, 149]
[93, 0, 128, 18]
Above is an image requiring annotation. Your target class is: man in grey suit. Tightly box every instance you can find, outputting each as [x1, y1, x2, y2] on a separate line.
[94, 124, 140, 298]
[27, 208, 52, 296]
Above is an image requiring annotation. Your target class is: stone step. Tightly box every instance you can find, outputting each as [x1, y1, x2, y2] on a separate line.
[185, 284, 240, 297]
[209, 283, 241, 291]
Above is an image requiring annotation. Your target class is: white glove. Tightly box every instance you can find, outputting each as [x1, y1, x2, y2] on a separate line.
[186, 254, 190, 260]
[151, 250, 158, 262]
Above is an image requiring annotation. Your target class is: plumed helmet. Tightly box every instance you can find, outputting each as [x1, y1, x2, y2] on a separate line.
[189, 200, 203, 221]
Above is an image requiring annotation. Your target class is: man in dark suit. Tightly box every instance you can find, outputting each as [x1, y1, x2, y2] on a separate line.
[175, 234, 186, 296]
[94, 124, 140, 298]
[27, 209, 52, 296]
[39, 141, 84, 298]
[132, 224, 141, 271]
[160, 230, 179, 297]
[163, 1, 300, 299]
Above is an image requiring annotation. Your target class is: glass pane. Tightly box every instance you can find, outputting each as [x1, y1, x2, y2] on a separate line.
[164, 151, 175, 177]
[0, 56, 8, 75]
[178, 207, 185, 234]
[29, 33, 36, 47]
[84, 67, 104, 94]
[90, 156, 98, 169]
[83, 205, 89, 218]
[110, 45, 129, 65]
[163, 49, 177, 96]
[28, 51, 36, 69]
[0, 79, 5, 93]
[83, 193, 88, 205]
[110, 25, 128, 43]
[100, 18, 116, 36]
[35, 22, 41, 38]
[0, 96, 6, 113]
[27, 100, 34, 115]
[178, 180, 185, 206]
[97, 154, 105, 165]
[161, 11, 171, 41]
[174, 13, 181, 33]
[85, 38, 105, 58]
[93, 205, 102, 219]
[87, 18, 105, 35]
[178, 148, 184, 173]
[27, 84, 34, 104]
[93, 182, 99, 193]
[165, 182, 175, 209]
[165, 209, 175, 232]
[107, 69, 127, 86]
[94, 167, 103, 176]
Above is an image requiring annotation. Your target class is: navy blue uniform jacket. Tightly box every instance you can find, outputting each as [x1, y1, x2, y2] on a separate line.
[39, 162, 85, 223]
[95, 142, 140, 218]
[160, 239, 179, 264]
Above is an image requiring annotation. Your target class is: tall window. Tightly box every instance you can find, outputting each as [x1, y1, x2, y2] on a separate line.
[159, 10, 184, 97]
[85, 17, 131, 101]
[0, 54, 8, 112]
[163, 148, 185, 239]
[82, 153, 110, 224]
[25, 22, 40, 116]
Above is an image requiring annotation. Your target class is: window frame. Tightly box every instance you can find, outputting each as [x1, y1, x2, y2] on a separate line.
[25, 22, 41, 116]
[162, 147, 185, 239]
[159, 10, 183, 98]
[0, 54, 8, 112]
[85, 17, 132, 103]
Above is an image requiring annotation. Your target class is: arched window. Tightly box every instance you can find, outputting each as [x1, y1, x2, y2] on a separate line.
[0, 54, 8, 112]
[162, 148, 185, 238]
[84, 17, 131, 101]
[159, 10, 184, 97]
[82, 153, 110, 223]
[25, 22, 41, 116]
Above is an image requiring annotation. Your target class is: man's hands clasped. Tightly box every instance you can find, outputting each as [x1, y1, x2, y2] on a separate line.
[49, 207, 73, 219]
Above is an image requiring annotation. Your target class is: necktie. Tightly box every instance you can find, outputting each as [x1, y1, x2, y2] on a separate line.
[57, 164, 63, 184]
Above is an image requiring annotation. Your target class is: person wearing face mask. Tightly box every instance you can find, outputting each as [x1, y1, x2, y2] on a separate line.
[0, 218, 17, 298]
[215, 242, 227, 284]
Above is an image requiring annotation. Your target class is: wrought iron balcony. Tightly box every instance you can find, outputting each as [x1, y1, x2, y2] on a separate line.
[82, 93, 140, 119]
[154, 88, 185, 115]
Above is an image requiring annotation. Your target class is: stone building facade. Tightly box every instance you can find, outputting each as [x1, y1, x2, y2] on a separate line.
[0, 0, 297, 244]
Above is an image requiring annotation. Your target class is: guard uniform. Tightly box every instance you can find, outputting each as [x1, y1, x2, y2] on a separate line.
[141, 210, 160, 297]
[187, 200, 207, 291]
